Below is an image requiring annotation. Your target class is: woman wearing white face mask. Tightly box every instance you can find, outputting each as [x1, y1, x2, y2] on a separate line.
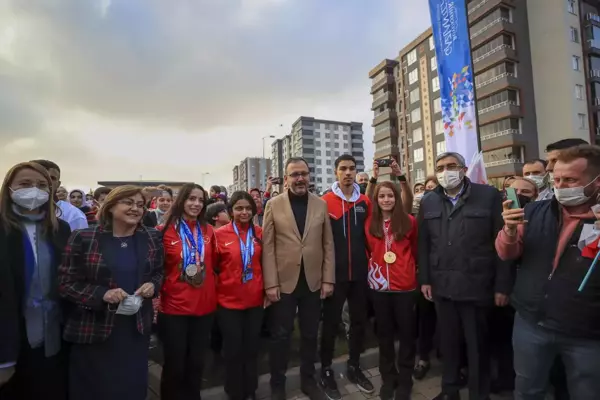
[0, 162, 71, 400]
[58, 185, 164, 400]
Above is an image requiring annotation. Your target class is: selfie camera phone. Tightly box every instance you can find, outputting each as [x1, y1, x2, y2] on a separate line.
[505, 187, 521, 209]
[376, 159, 392, 168]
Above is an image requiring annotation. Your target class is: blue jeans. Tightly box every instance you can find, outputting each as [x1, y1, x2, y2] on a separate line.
[513, 312, 600, 400]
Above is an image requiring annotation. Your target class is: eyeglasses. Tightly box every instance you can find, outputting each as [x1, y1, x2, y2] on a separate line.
[435, 164, 464, 173]
[288, 172, 309, 179]
[118, 199, 146, 210]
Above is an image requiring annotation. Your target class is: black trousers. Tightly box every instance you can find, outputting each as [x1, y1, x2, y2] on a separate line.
[435, 298, 491, 400]
[490, 305, 515, 388]
[217, 306, 264, 400]
[268, 285, 321, 388]
[158, 313, 214, 400]
[416, 291, 437, 362]
[371, 291, 416, 396]
[550, 357, 570, 400]
[321, 280, 368, 367]
[0, 342, 68, 400]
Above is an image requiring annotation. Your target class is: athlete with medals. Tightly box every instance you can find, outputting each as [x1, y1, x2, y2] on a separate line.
[215, 191, 265, 400]
[364, 181, 418, 400]
[157, 183, 217, 400]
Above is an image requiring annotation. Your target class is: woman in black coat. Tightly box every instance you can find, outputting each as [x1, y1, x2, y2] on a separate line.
[0, 161, 71, 400]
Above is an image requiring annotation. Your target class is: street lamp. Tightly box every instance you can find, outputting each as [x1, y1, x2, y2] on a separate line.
[262, 135, 276, 159]
[201, 172, 210, 187]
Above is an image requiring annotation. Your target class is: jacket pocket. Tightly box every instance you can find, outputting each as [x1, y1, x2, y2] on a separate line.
[463, 209, 492, 248]
[423, 211, 442, 242]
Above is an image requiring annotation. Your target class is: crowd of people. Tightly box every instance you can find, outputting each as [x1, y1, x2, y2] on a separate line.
[0, 137, 599, 400]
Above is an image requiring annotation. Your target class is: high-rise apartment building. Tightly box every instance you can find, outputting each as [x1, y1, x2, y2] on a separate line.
[231, 157, 272, 192]
[271, 116, 365, 194]
[581, 0, 600, 145]
[370, 0, 596, 187]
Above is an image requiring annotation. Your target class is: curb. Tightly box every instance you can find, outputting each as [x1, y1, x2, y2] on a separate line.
[148, 348, 380, 400]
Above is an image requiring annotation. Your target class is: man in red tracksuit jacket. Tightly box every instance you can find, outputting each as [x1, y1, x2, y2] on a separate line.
[319, 154, 374, 400]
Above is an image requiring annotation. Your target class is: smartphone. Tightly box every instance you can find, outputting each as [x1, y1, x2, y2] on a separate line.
[376, 159, 392, 168]
[270, 177, 283, 185]
[505, 187, 521, 209]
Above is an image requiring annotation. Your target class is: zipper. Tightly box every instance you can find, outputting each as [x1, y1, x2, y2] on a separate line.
[347, 205, 352, 280]
[548, 272, 553, 281]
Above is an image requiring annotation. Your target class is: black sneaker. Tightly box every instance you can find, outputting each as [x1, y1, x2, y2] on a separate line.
[346, 364, 375, 394]
[413, 361, 430, 380]
[379, 382, 396, 400]
[319, 368, 342, 400]
[302, 377, 326, 400]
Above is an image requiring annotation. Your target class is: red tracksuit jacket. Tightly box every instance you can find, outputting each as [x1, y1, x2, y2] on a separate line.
[365, 215, 418, 292]
[215, 222, 264, 310]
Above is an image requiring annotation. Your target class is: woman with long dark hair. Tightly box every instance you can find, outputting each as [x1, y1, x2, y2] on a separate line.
[215, 191, 264, 400]
[58, 185, 164, 400]
[0, 162, 71, 400]
[158, 183, 217, 400]
[365, 182, 418, 400]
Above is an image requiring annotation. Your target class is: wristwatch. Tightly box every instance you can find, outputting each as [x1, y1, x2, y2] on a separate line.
[397, 174, 407, 182]
[369, 177, 378, 184]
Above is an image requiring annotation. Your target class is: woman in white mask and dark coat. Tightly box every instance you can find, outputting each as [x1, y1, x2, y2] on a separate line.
[58, 185, 164, 400]
[0, 162, 71, 400]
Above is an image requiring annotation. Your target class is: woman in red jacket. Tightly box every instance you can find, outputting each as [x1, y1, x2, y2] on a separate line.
[365, 181, 418, 400]
[215, 191, 264, 400]
[158, 183, 217, 400]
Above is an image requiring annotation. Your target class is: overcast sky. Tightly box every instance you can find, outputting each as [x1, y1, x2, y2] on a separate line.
[0, 0, 430, 190]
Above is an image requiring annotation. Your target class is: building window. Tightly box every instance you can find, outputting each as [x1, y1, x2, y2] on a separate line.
[429, 36, 435, 50]
[575, 84, 584, 100]
[325, 132, 330, 139]
[326, 159, 332, 166]
[431, 56, 437, 71]
[413, 127, 423, 142]
[409, 88, 420, 104]
[571, 27, 579, 43]
[343, 143, 349, 149]
[435, 118, 444, 135]
[315, 140, 321, 147]
[411, 107, 422, 123]
[407, 49, 417, 65]
[316, 168, 322, 174]
[408, 69, 419, 84]
[334, 133, 339, 139]
[413, 147, 424, 162]
[578, 113, 587, 129]
[316, 150, 322, 156]
[326, 150, 331, 156]
[567, 0, 576, 14]
[433, 97, 442, 113]
[327, 168, 333, 174]
[432, 76, 440, 92]
[572, 55, 581, 71]
[436, 141, 447, 154]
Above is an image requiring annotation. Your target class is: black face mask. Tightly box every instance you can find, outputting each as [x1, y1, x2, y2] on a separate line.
[518, 194, 533, 208]
[358, 183, 368, 194]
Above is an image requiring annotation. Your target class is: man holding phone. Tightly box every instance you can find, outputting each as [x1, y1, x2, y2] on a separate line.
[496, 145, 600, 399]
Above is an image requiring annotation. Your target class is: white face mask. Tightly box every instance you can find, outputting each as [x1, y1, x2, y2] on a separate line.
[116, 295, 143, 316]
[548, 172, 555, 186]
[527, 174, 546, 189]
[11, 187, 50, 211]
[436, 170, 463, 190]
[554, 174, 600, 207]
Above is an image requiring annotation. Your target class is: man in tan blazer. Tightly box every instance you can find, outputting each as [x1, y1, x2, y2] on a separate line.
[262, 157, 335, 400]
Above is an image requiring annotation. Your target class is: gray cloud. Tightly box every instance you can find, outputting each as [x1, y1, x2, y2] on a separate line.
[0, 0, 431, 186]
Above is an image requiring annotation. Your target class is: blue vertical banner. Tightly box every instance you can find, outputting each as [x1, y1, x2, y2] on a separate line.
[428, 0, 480, 168]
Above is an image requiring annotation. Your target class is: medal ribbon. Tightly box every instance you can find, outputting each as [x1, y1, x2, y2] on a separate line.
[233, 223, 254, 282]
[179, 220, 205, 273]
[383, 220, 393, 253]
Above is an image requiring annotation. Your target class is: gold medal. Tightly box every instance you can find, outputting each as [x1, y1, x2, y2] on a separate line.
[383, 251, 397, 264]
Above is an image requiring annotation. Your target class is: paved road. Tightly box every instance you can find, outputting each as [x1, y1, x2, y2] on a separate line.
[147, 358, 514, 400]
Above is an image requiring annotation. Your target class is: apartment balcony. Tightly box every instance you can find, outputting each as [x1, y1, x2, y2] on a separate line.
[590, 69, 600, 82]
[480, 128, 524, 152]
[586, 39, 600, 56]
[374, 145, 399, 160]
[592, 98, 600, 109]
[484, 158, 524, 178]
[373, 126, 397, 143]
[475, 72, 518, 98]
[586, 12, 600, 27]
[371, 74, 395, 94]
[372, 109, 396, 126]
[473, 45, 517, 74]
[371, 91, 397, 110]
[477, 100, 521, 125]
[470, 17, 514, 49]
[468, 0, 515, 24]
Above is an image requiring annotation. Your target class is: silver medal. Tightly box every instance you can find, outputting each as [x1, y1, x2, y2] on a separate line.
[185, 264, 198, 277]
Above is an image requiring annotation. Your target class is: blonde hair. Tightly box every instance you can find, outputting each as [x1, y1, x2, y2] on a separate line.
[0, 162, 59, 234]
[97, 185, 146, 228]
